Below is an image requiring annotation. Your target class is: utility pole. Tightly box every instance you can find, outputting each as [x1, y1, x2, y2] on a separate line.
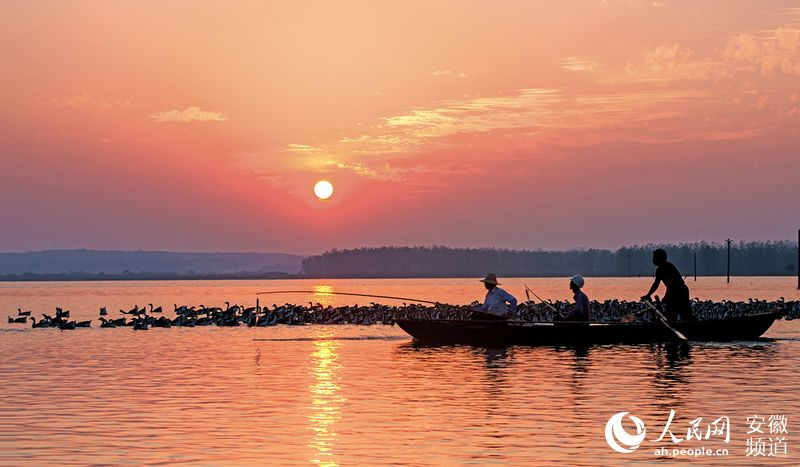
[726, 238, 732, 284]
[694, 251, 697, 282]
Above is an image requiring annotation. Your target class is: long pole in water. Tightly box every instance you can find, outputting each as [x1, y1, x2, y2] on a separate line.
[642, 299, 688, 341]
[255, 290, 441, 305]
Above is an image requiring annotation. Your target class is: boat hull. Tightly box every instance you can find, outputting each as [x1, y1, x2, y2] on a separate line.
[396, 311, 784, 345]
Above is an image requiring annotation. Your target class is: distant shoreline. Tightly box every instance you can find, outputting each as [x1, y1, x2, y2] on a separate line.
[3, 243, 796, 280]
[1, 272, 797, 283]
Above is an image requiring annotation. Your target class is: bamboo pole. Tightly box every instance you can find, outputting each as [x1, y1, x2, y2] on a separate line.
[726, 238, 732, 283]
[255, 290, 441, 305]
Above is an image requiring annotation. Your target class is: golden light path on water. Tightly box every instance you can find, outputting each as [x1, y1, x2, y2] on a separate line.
[312, 285, 336, 308]
[308, 328, 343, 467]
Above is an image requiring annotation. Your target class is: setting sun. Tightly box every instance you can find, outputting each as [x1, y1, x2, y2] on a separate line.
[313, 180, 334, 200]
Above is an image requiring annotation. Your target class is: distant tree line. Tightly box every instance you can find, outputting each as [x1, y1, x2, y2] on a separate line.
[0, 249, 303, 275]
[0, 271, 294, 282]
[301, 241, 799, 278]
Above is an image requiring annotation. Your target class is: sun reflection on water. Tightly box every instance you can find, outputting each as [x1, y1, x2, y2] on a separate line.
[308, 329, 344, 467]
[312, 285, 336, 307]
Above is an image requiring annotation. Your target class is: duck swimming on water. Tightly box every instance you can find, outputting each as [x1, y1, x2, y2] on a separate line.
[30, 317, 49, 328]
[99, 317, 116, 328]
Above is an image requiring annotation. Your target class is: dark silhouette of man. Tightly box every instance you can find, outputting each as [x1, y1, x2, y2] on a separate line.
[641, 249, 695, 323]
[555, 274, 590, 321]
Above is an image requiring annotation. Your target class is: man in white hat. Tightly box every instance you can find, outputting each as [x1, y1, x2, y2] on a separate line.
[555, 274, 591, 321]
[478, 273, 517, 318]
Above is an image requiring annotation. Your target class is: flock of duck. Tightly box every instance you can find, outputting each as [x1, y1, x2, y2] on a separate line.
[515, 298, 799, 323]
[6, 298, 800, 330]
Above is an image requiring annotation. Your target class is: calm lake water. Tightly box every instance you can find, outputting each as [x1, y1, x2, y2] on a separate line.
[1, 277, 799, 465]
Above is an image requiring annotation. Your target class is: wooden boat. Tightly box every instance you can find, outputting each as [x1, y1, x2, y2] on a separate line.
[396, 310, 785, 345]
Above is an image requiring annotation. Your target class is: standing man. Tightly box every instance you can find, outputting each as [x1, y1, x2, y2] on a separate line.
[477, 273, 517, 319]
[641, 248, 695, 323]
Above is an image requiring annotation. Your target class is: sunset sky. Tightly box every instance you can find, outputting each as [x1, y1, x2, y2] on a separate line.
[2, 1, 799, 254]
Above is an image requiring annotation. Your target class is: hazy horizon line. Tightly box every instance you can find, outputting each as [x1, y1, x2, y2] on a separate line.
[2, 237, 796, 258]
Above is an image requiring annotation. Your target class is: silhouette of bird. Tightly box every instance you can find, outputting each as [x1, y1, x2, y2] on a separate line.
[30, 317, 48, 328]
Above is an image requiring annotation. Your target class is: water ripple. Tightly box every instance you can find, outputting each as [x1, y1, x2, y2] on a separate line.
[2, 279, 800, 465]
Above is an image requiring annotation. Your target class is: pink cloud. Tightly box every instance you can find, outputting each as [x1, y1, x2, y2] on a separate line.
[150, 106, 229, 122]
[724, 28, 800, 75]
[46, 94, 130, 108]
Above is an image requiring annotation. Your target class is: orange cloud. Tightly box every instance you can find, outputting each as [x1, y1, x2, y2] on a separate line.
[150, 106, 229, 122]
[560, 57, 599, 72]
[432, 70, 469, 78]
[610, 43, 732, 84]
[47, 94, 130, 108]
[724, 28, 800, 75]
[266, 85, 732, 186]
[325, 160, 432, 182]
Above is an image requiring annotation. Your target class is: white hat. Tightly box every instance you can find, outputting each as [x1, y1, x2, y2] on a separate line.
[570, 274, 585, 288]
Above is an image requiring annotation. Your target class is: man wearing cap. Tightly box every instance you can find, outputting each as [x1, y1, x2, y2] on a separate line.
[555, 274, 591, 321]
[478, 273, 517, 319]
